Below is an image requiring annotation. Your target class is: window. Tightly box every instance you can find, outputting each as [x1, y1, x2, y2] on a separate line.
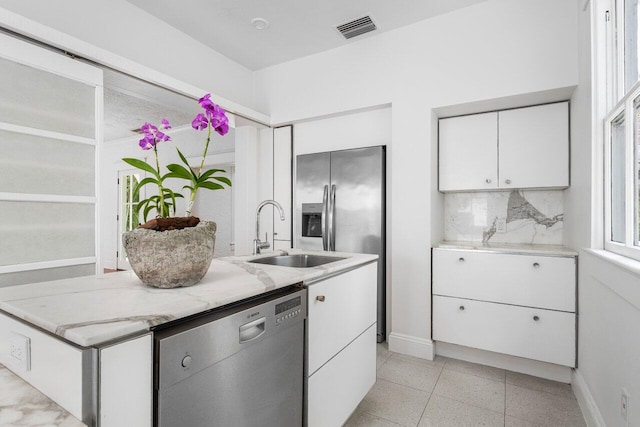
[604, 0, 640, 259]
[118, 171, 141, 269]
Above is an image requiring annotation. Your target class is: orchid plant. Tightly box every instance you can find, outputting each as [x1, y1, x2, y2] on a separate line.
[122, 93, 232, 223]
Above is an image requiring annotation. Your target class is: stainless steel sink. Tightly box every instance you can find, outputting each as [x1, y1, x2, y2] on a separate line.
[248, 254, 346, 268]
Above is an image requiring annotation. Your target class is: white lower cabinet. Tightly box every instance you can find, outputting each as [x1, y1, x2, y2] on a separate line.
[432, 248, 577, 368]
[306, 261, 378, 427]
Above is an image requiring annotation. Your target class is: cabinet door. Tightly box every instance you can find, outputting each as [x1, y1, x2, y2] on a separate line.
[433, 296, 576, 367]
[307, 324, 376, 427]
[439, 112, 498, 191]
[307, 262, 377, 375]
[498, 102, 569, 189]
[273, 126, 292, 242]
[100, 334, 152, 427]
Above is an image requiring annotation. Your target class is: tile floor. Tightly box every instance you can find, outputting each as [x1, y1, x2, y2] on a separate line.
[345, 344, 586, 427]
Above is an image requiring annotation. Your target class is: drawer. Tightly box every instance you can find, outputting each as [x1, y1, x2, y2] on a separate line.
[433, 295, 576, 367]
[307, 324, 376, 427]
[433, 249, 575, 312]
[307, 262, 377, 375]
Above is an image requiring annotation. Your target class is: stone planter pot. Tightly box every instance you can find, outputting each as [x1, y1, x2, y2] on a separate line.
[122, 221, 216, 288]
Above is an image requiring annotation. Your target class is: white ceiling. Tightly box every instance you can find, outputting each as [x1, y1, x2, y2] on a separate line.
[125, 0, 489, 71]
[103, 69, 265, 142]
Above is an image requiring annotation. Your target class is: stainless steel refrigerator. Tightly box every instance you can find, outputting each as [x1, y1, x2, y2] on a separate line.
[295, 146, 386, 343]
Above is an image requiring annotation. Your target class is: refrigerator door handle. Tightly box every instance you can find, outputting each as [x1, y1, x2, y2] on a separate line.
[329, 184, 336, 251]
[322, 185, 329, 250]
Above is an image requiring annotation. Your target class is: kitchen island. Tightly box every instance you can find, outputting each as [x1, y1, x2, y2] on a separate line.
[0, 249, 378, 426]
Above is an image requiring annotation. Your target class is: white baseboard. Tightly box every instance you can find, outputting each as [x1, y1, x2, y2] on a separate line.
[435, 342, 572, 383]
[388, 332, 435, 360]
[572, 369, 606, 427]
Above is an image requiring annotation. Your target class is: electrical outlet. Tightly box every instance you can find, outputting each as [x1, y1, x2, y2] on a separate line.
[9, 332, 31, 372]
[496, 218, 507, 233]
[622, 389, 630, 425]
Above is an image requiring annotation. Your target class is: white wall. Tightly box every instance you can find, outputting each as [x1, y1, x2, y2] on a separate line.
[567, 3, 640, 427]
[256, 0, 579, 357]
[576, 251, 640, 427]
[293, 107, 391, 155]
[0, 0, 258, 111]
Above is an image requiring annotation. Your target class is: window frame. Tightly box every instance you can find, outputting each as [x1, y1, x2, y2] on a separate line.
[117, 170, 143, 270]
[604, 79, 640, 260]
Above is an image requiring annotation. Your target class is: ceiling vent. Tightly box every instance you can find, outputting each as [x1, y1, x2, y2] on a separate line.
[336, 15, 377, 40]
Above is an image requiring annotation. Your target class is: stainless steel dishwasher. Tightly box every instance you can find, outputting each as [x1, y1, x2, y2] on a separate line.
[153, 285, 307, 427]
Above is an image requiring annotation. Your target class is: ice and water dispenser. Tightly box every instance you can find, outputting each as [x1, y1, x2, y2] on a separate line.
[301, 203, 323, 237]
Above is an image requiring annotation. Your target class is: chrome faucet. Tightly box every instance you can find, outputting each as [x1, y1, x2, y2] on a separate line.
[253, 200, 286, 255]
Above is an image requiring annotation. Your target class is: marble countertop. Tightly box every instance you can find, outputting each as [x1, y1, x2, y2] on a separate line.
[0, 249, 377, 348]
[433, 241, 578, 257]
[0, 364, 86, 427]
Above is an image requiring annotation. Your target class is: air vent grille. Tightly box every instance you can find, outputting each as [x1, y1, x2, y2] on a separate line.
[336, 16, 377, 40]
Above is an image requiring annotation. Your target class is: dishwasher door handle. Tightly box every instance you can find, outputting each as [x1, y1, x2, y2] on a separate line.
[239, 317, 266, 343]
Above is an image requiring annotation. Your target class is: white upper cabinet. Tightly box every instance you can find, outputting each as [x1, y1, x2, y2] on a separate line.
[438, 102, 569, 192]
[499, 102, 569, 189]
[439, 112, 498, 191]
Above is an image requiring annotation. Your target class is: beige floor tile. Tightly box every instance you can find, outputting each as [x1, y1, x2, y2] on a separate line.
[377, 343, 393, 370]
[392, 352, 447, 369]
[344, 409, 404, 427]
[432, 369, 505, 413]
[506, 371, 575, 400]
[443, 358, 506, 383]
[356, 379, 430, 426]
[564, 403, 588, 427]
[418, 394, 504, 427]
[377, 353, 443, 392]
[505, 415, 545, 426]
[506, 384, 586, 427]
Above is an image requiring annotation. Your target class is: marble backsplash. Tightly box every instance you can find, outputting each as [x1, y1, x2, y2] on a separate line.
[444, 190, 563, 245]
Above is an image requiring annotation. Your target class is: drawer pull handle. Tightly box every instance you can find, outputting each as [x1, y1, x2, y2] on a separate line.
[505, 179, 512, 184]
[533, 262, 540, 268]
[316, 295, 326, 302]
[458, 257, 465, 263]
[533, 315, 540, 321]
[485, 178, 492, 184]
[459, 305, 465, 311]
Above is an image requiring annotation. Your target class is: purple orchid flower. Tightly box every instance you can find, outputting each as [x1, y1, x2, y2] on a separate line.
[140, 122, 158, 134]
[138, 133, 156, 150]
[156, 131, 171, 142]
[212, 116, 229, 136]
[192, 113, 209, 131]
[196, 99, 229, 136]
[137, 120, 172, 150]
[198, 93, 215, 111]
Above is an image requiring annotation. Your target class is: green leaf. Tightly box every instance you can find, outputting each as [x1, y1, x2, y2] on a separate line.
[132, 177, 159, 200]
[198, 168, 226, 181]
[211, 176, 232, 186]
[143, 203, 155, 222]
[199, 181, 225, 191]
[122, 158, 160, 179]
[176, 148, 199, 179]
[166, 164, 196, 181]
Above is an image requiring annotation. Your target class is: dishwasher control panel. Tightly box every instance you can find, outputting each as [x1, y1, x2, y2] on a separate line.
[275, 295, 302, 324]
